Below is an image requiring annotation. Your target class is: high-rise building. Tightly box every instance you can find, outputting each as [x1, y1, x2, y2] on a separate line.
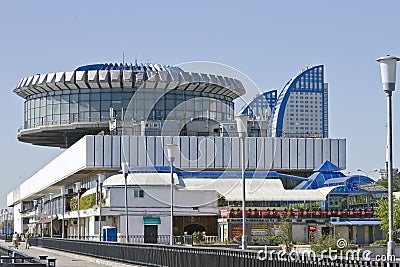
[269, 65, 328, 138]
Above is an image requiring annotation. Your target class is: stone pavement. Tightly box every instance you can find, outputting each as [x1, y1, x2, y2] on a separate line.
[1, 240, 141, 267]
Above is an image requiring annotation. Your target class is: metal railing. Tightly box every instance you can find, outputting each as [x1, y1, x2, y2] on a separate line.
[29, 237, 399, 267]
[0, 242, 46, 266]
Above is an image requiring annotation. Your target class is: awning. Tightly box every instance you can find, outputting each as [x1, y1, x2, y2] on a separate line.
[182, 179, 337, 202]
[143, 217, 161, 225]
[330, 220, 381, 226]
[36, 216, 57, 224]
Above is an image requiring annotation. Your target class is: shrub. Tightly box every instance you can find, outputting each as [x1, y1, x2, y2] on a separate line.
[192, 231, 204, 243]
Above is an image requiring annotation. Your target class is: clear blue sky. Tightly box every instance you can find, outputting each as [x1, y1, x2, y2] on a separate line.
[1, 1, 400, 208]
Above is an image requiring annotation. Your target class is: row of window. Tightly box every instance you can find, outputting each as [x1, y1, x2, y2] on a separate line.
[23, 89, 234, 129]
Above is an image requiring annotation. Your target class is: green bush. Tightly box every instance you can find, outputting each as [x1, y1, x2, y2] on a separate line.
[70, 193, 105, 211]
[192, 231, 204, 243]
[371, 240, 387, 246]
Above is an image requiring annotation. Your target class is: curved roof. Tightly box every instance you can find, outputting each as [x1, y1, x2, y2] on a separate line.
[75, 63, 183, 73]
[295, 161, 346, 190]
[327, 175, 376, 194]
[269, 65, 324, 137]
[239, 90, 277, 120]
[13, 62, 245, 100]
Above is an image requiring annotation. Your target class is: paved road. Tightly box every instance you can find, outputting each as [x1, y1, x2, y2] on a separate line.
[1, 240, 141, 267]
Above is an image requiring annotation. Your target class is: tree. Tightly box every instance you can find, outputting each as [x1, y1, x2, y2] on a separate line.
[376, 175, 400, 192]
[272, 214, 292, 250]
[376, 197, 400, 241]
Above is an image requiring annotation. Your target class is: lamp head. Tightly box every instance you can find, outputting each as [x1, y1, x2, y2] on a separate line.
[75, 182, 81, 192]
[97, 173, 106, 183]
[235, 114, 249, 138]
[121, 162, 129, 175]
[165, 144, 178, 162]
[377, 55, 400, 92]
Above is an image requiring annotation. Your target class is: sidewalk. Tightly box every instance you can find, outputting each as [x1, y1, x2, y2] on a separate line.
[1, 240, 141, 267]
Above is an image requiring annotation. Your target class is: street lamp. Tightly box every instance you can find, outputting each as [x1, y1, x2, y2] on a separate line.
[49, 193, 54, 238]
[166, 143, 178, 245]
[356, 168, 378, 177]
[97, 174, 106, 242]
[377, 55, 399, 264]
[60, 188, 65, 238]
[75, 182, 82, 239]
[121, 162, 129, 243]
[236, 114, 248, 250]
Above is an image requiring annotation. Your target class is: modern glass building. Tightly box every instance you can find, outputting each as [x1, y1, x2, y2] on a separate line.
[269, 65, 328, 138]
[239, 90, 277, 121]
[14, 63, 244, 147]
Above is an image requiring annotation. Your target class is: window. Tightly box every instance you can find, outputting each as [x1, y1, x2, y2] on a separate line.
[133, 189, 144, 198]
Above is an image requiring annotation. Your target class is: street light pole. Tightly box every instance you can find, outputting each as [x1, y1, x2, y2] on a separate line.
[75, 182, 81, 239]
[236, 114, 248, 250]
[121, 162, 129, 243]
[49, 193, 54, 238]
[97, 174, 106, 242]
[166, 144, 178, 246]
[377, 55, 399, 265]
[60, 188, 65, 238]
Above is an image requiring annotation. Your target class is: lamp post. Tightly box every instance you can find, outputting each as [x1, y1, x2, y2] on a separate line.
[49, 193, 54, 238]
[75, 182, 81, 239]
[356, 168, 378, 177]
[377, 55, 399, 264]
[166, 143, 178, 245]
[121, 162, 129, 243]
[60, 188, 65, 238]
[236, 114, 248, 250]
[97, 174, 106, 242]
[41, 198, 44, 237]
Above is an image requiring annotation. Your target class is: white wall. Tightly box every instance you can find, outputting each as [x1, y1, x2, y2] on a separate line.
[8, 135, 346, 207]
[13, 204, 23, 234]
[109, 187, 218, 210]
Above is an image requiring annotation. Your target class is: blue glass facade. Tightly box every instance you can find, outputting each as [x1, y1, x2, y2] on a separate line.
[269, 65, 328, 138]
[240, 90, 277, 120]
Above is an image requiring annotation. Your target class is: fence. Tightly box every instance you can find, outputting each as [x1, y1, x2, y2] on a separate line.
[29, 237, 400, 267]
[0, 242, 45, 266]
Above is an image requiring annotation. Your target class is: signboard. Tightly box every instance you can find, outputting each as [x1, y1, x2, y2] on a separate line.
[251, 224, 269, 245]
[231, 224, 248, 243]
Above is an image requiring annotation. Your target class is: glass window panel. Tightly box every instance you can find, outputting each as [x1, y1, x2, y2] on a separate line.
[80, 94, 89, 101]
[40, 97, 46, 107]
[112, 100, 122, 110]
[112, 93, 122, 101]
[52, 104, 60, 114]
[52, 114, 60, 124]
[61, 103, 69, 114]
[79, 101, 90, 112]
[91, 112, 100, 121]
[61, 113, 69, 123]
[79, 112, 90, 122]
[61, 95, 69, 104]
[53, 95, 61, 105]
[100, 100, 111, 110]
[101, 111, 109, 119]
[90, 93, 100, 101]
[70, 103, 78, 113]
[40, 106, 46, 117]
[92, 101, 101, 112]
[70, 94, 78, 103]
[101, 93, 111, 101]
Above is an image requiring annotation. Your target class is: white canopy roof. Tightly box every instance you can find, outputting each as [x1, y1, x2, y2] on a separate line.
[103, 173, 179, 187]
[182, 179, 336, 202]
[103, 173, 335, 202]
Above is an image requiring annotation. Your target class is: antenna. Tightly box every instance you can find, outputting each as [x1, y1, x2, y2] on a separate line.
[122, 52, 125, 65]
